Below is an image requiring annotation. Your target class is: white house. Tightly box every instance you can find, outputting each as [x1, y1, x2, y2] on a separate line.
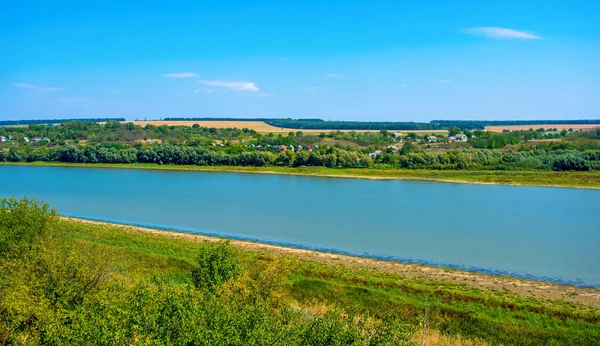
[425, 136, 437, 143]
[0, 136, 5, 142]
[23, 137, 29, 142]
[368, 150, 382, 159]
[455, 134, 468, 142]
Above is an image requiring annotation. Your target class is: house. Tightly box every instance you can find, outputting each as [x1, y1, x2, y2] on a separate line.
[278, 145, 287, 152]
[305, 145, 313, 151]
[296, 145, 303, 151]
[387, 145, 398, 153]
[314, 145, 319, 150]
[455, 134, 468, 142]
[32, 137, 42, 142]
[425, 136, 437, 143]
[289, 145, 295, 150]
[368, 150, 382, 159]
[392, 132, 403, 138]
[0, 136, 5, 142]
[23, 137, 29, 142]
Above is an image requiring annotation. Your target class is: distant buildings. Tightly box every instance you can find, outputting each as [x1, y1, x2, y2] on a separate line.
[0, 136, 5, 142]
[448, 134, 468, 142]
[369, 150, 382, 159]
[22, 137, 29, 142]
[425, 136, 437, 143]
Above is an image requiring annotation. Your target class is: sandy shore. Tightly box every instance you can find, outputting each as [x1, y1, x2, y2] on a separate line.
[63, 217, 600, 309]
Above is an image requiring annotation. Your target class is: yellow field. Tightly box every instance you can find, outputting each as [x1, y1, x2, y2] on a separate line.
[122, 120, 447, 134]
[485, 124, 600, 132]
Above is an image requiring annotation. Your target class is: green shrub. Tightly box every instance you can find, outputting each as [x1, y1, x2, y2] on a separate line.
[0, 197, 55, 258]
[191, 240, 242, 292]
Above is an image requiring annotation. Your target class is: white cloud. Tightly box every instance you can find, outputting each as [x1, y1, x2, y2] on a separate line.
[325, 73, 344, 78]
[59, 97, 92, 102]
[195, 88, 213, 94]
[258, 92, 274, 98]
[439, 79, 452, 84]
[304, 86, 322, 92]
[13, 83, 64, 91]
[460, 27, 541, 39]
[163, 72, 200, 78]
[199, 80, 259, 92]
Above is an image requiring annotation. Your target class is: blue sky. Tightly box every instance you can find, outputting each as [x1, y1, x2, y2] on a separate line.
[1, 0, 599, 121]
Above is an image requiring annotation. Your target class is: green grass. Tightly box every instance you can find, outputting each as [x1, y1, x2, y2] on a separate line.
[52, 219, 600, 345]
[4, 161, 600, 189]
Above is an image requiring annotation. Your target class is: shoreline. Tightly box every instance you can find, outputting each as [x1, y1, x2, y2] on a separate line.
[3, 162, 600, 189]
[63, 216, 600, 309]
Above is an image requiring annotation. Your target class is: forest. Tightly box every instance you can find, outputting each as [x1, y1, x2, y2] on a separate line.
[1, 121, 599, 172]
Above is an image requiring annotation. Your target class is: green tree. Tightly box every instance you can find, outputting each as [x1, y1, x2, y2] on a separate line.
[448, 126, 461, 136]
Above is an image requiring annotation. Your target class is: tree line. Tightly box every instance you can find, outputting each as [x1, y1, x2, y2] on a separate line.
[0, 118, 124, 126]
[2, 143, 599, 171]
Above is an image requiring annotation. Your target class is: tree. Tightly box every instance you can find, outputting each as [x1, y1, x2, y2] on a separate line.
[448, 126, 461, 136]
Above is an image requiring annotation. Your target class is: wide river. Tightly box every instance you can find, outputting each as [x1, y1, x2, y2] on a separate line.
[2, 165, 599, 287]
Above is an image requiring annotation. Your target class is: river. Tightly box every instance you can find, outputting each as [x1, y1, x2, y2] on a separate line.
[2, 165, 599, 287]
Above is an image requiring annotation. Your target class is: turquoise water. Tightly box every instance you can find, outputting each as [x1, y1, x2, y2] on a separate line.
[2, 165, 599, 287]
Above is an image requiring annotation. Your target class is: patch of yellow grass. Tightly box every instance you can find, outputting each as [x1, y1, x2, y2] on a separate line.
[119, 120, 447, 134]
[412, 329, 492, 346]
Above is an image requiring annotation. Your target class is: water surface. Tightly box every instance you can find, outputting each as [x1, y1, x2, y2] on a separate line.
[2, 165, 599, 287]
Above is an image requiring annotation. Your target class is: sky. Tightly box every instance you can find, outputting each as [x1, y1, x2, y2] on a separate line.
[1, 0, 599, 122]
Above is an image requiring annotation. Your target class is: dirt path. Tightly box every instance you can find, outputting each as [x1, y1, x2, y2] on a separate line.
[63, 217, 600, 309]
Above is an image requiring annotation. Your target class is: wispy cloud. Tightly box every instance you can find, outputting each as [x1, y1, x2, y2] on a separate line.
[199, 80, 259, 92]
[13, 83, 64, 91]
[325, 73, 344, 78]
[258, 92, 274, 98]
[304, 86, 322, 92]
[163, 72, 200, 78]
[59, 97, 92, 103]
[194, 88, 213, 94]
[281, 57, 289, 61]
[439, 79, 452, 84]
[460, 27, 541, 39]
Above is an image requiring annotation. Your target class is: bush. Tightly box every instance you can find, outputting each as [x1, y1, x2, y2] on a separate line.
[0, 197, 55, 258]
[191, 241, 242, 292]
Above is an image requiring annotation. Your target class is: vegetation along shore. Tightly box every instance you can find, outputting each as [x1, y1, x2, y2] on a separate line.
[1, 120, 600, 188]
[1, 197, 599, 345]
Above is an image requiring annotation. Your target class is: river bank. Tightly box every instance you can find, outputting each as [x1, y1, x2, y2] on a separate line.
[64, 216, 600, 309]
[3, 161, 600, 189]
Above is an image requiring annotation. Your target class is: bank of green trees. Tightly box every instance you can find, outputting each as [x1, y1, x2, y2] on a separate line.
[2, 143, 599, 171]
[1, 121, 600, 171]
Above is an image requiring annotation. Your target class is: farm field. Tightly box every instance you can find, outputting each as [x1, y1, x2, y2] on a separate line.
[485, 124, 600, 132]
[121, 120, 448, 133]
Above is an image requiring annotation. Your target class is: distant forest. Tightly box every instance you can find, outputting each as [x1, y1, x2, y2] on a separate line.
[0, 118, 125, 126]
[431, 119, 600, 130]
